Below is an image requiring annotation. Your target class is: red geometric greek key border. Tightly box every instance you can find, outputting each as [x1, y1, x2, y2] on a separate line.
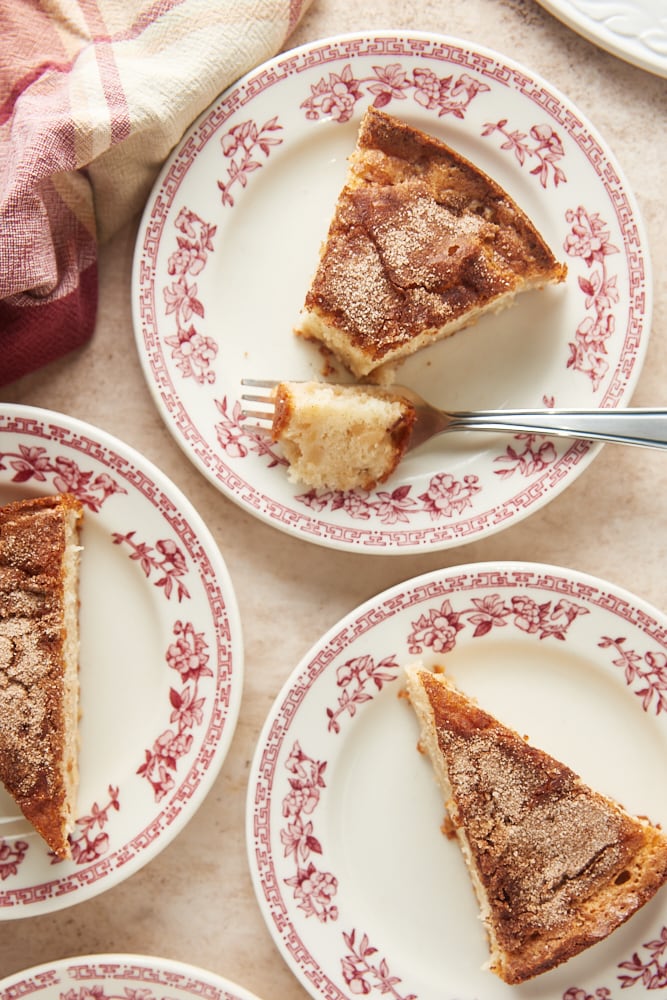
[0, 960, 252, 1000]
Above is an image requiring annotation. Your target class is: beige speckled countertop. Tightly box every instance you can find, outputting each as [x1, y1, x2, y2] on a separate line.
[1, 1, 666, 996]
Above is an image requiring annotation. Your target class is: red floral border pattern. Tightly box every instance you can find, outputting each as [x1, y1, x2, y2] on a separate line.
[494, 429, 559, 478]
[279, 740, 416, 998]
[281, 741, 338, 923]
[482, 119, 567, 187]
[342, 929, 417, 999]
[565, 925, 667, 995]
[0, 445, 126, 510]
[600, 636, 667, 715]
[407, 590, 589, 655]
[161, 119, 283, 388]
[61, 989, 149, 1000]
[215, 396, 286, 468]
[0, 785, 121, 877]
[138, 620, 212, 800]
[297, 474, 483, 523]
[326, 655, 401, 734]
[111, 532, 191, 602]
[0, 840, 27, 881]
[300, 62, 490, 122]
[163, 207, 218, 386]
[68, 786, 120, 865]
[563, 207, 620, 391]
[13, 963, 253, 1000]
[218, 116, 284, 206]
[618, 928, 667, 990]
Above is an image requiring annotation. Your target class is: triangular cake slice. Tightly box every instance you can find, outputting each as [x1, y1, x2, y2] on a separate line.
[0, 494, 83, 859]
[297, 107, 566, 381]
[404, 664, 667, 984]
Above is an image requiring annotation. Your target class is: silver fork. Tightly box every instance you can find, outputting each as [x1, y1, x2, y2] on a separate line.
[240, 379, 667, 452]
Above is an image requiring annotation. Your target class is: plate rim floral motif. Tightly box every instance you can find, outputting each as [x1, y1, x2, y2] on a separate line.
[132, 29, 652, 555]
[0, 954, 262, 1000]
[246, 560, 667, 1000]
[0, 404, 243, 918]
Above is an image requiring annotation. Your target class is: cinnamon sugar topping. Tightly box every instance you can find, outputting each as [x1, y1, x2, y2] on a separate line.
[444, 728, 630, 939]
[0, 494, 82, 858]
[0, 502, 68, 797]
[405, 664, 667, 984]
[299, 106, 566, 377]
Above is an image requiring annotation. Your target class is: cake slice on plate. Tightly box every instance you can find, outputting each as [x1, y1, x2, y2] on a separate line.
[0, 494, 83, 859]
[404, 664, 667, 984]
[296, 106, 566, 381]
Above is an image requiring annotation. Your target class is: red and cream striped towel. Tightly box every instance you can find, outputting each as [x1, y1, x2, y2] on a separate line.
[0, 0, 311, 386]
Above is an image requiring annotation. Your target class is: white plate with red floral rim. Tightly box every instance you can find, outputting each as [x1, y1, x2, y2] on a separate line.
[536, 0, 667, 78]
[132, 30, 652, 555]
[0, 405, 243, 917]
[0, 955, 262, 1000]
[246, 561, 667, 999]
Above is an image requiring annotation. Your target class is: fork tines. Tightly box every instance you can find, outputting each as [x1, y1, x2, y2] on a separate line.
[240, 378, 278, 432]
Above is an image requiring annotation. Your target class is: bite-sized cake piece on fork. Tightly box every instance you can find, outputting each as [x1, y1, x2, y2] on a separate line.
[270, 380, 416, 491]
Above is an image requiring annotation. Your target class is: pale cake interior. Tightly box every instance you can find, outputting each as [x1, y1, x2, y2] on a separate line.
[61, 504, 82, 845]
[271, 380, 415, 491]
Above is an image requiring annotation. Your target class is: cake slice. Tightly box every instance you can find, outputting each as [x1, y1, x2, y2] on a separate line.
[0, 494, 83, 859]
[270, 380, 416, 490]
[404, 664, 667, 984]
[297, 106, 566, 381]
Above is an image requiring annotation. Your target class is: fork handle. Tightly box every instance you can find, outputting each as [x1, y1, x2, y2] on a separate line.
[447, 408, 667, 449]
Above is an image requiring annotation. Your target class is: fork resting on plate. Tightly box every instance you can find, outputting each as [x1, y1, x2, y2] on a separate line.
[240, 379, 667, 453]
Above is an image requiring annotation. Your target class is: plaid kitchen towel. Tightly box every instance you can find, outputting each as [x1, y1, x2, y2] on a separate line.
[0, 0, 311, 386]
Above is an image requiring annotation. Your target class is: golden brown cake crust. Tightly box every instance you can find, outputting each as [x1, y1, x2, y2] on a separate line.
[409, 668, 667, 984]
[0, 494, 83, 858]
[300, 107, 566, 376]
